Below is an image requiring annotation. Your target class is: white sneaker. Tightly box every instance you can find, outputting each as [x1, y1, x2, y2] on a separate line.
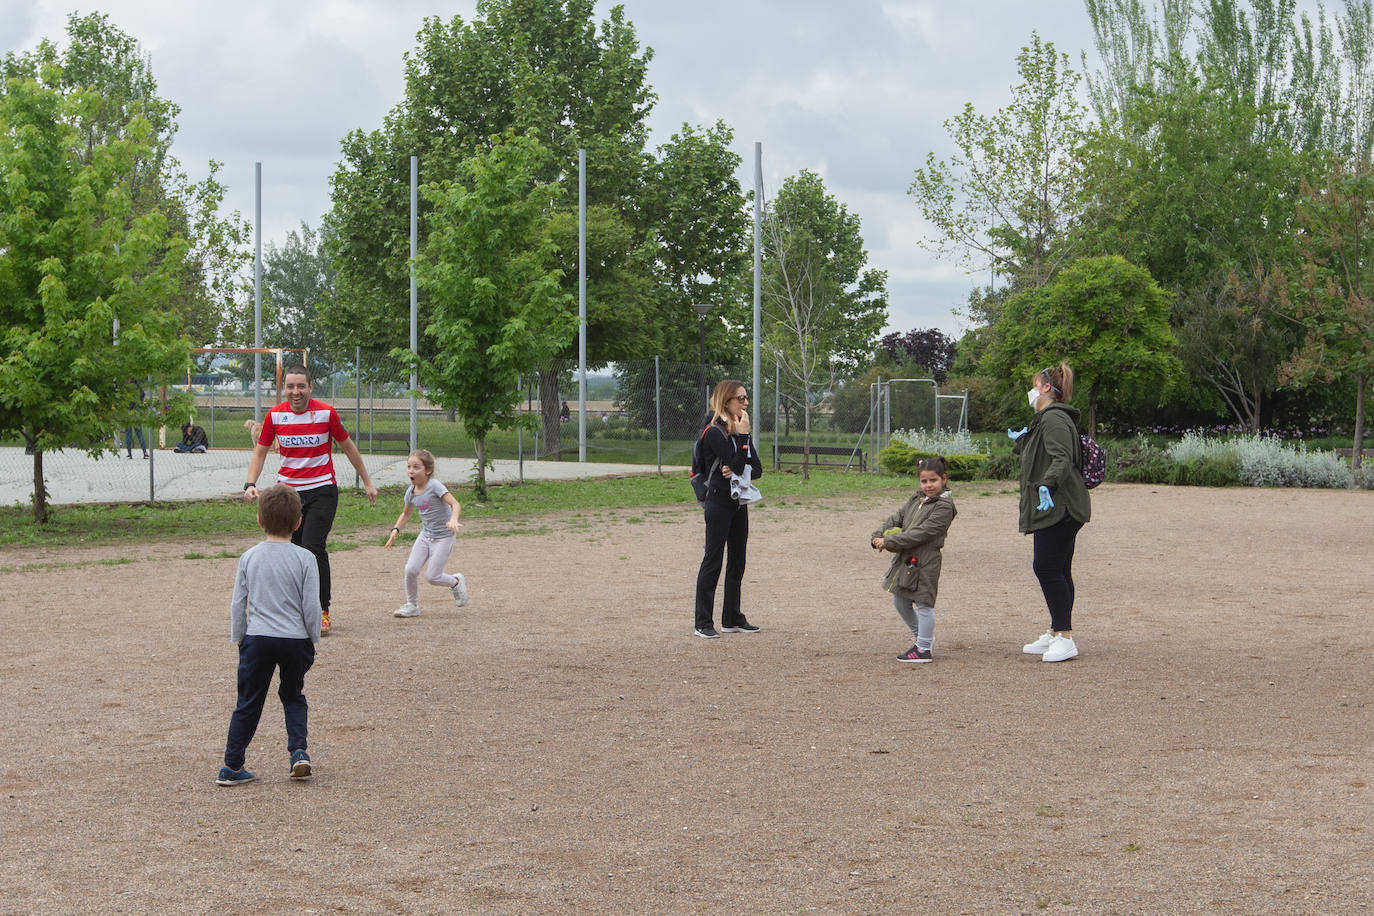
[1023, 631, 1056, 654]
[451, 573, 468, 607]
[1042, 634, 1078, 662]
[393, 603, 420, 618]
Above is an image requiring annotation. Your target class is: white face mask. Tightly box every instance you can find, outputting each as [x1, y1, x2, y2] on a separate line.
[1027, 387, 1042, 409]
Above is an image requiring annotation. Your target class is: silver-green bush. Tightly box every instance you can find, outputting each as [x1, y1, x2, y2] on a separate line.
[1167, 432, 1351, 488]
[890, 428, 982, 455]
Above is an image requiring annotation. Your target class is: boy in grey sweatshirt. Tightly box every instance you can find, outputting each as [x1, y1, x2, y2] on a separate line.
[216, 485, 322, 786]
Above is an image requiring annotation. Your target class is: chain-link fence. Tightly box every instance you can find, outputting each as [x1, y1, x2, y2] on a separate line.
[2, 354, 925, 507]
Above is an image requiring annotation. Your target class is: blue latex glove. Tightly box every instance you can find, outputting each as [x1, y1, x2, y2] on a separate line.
[1007, 426, 1028, 441]
[1037, 485, 1054, 511]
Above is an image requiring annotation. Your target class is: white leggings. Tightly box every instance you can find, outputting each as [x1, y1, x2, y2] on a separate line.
[404, 532, 458, 605]
[893, 595, 935, 650]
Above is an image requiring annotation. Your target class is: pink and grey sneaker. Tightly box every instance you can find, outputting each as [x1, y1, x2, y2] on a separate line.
[897, 645, 933, 663]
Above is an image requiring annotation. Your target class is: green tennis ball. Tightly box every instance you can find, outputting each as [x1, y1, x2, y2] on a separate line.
[883, 527, 902, 537]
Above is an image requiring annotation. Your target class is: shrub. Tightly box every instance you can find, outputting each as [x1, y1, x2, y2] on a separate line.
[1176, 454, 1241, 487]
[879, 441, 985, 480]
[978, 453, 1019, 480]
[1166, 432, 1352, 489]
[1109, 435, 1179, 485]
[890, 428, 981, 455]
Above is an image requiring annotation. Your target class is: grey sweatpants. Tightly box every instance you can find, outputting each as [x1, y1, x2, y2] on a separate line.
[404, 532, 459, 606]
[893, 594, 934, 650]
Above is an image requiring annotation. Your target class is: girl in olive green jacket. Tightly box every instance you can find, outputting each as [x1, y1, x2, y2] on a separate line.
[870, 456, 957, 663]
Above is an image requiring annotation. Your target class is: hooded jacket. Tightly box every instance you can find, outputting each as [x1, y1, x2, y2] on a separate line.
[871, 489, 956, 606]
[1013, 401, 1092, 534]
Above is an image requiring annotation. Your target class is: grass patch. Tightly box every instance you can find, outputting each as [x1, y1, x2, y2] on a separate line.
[0, 470, 918, 550]
[184, 549, 240, 560]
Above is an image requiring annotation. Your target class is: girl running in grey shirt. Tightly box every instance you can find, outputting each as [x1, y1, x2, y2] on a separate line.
[383, 449, 467, 617]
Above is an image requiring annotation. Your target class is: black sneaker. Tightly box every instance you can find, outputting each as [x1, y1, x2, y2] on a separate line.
[290, 750, 312, 779]
[720, 621, 761, 633]
[694, 626, 721, 639]
[897, 645, 933, 663]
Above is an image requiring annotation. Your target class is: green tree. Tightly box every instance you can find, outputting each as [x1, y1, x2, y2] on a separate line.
[1174, 263, 1293, 432]
[910, 33, 1091, 295]
[615, 120, 751, 433]
[762, 170, 887, 478]
[1280, 157, 1374, 470]
[0, 68, 191, 522]
[3, 13, 250, 346]
[412, 133, 575, 497]
[983, 255, 1182, 434]
[325, 0, 663, 453]
[224, 221, 341, 378]
[1079, 5, 1315, 426]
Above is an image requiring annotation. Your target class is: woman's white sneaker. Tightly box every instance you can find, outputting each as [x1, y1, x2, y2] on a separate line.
[1042, 635, 1078, 662]
[1023, 631, 1056, 654]
[393, 602, 420, 618]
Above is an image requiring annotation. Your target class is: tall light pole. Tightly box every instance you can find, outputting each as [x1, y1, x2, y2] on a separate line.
[690, 302, 714, 419]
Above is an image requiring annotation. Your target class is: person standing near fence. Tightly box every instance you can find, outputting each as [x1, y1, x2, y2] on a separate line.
[122, 380, 149, 459]
[243, 365, 379, 636]
[693, 379, 763, 639]
[1010, 363, 1091, 663]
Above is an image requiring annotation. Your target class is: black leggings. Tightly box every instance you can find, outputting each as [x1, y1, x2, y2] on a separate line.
[1032, 516, 1083, 632]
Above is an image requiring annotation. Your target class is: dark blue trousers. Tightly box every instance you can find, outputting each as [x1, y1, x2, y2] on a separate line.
[223, 635, 315, 770]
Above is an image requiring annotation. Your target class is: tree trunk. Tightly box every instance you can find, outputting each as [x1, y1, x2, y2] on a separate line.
[474, 436, 488, 500]
[1353, 373, 1367, 474]
[801, 390, 811, 483]
[1086, 379, 1100, 438]
[32, 448, 49, 524]
[538, 365, 561, 458]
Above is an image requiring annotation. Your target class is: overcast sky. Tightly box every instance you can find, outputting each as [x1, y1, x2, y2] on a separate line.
[4, 1, 1116, 338]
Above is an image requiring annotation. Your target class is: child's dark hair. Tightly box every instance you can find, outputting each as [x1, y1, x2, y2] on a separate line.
[917, 455, 948, 477]
[258, 484, 302, 537]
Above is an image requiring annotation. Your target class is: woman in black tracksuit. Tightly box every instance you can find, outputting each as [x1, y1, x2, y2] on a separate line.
[693, 379, 764, 638]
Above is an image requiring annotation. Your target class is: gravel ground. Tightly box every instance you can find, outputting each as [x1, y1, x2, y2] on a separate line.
[1, 483, 1371, 914]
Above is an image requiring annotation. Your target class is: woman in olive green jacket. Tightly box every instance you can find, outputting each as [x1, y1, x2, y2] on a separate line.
[1010, 363, 1091, 663]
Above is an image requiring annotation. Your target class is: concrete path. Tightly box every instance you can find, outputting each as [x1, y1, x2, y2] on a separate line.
[0, 447, 682, 507]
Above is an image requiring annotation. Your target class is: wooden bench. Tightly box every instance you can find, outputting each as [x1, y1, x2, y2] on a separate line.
[774, 443, 866, 471]
[349, 431, 411, 454]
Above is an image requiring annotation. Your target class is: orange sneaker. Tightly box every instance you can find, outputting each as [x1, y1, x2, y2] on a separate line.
[320, 610, 332, 636]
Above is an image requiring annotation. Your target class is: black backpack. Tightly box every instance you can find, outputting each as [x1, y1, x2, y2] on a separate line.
[689, 424, 724, 504]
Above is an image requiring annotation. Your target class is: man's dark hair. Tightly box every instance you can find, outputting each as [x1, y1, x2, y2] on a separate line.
[283, 364, 311, 383]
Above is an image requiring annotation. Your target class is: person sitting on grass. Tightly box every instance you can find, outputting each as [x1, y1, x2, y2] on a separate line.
[174, 422, 209, 453]
[216, 484, 321, 787]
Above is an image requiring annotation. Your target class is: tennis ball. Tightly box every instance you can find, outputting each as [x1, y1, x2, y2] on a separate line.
[883, 527, 902, 537]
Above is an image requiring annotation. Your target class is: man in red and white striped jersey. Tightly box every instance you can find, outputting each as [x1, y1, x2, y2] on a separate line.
[243, 366, 379, 635]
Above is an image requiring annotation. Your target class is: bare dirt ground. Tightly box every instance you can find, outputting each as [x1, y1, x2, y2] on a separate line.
[1, 482, 1371, 915]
